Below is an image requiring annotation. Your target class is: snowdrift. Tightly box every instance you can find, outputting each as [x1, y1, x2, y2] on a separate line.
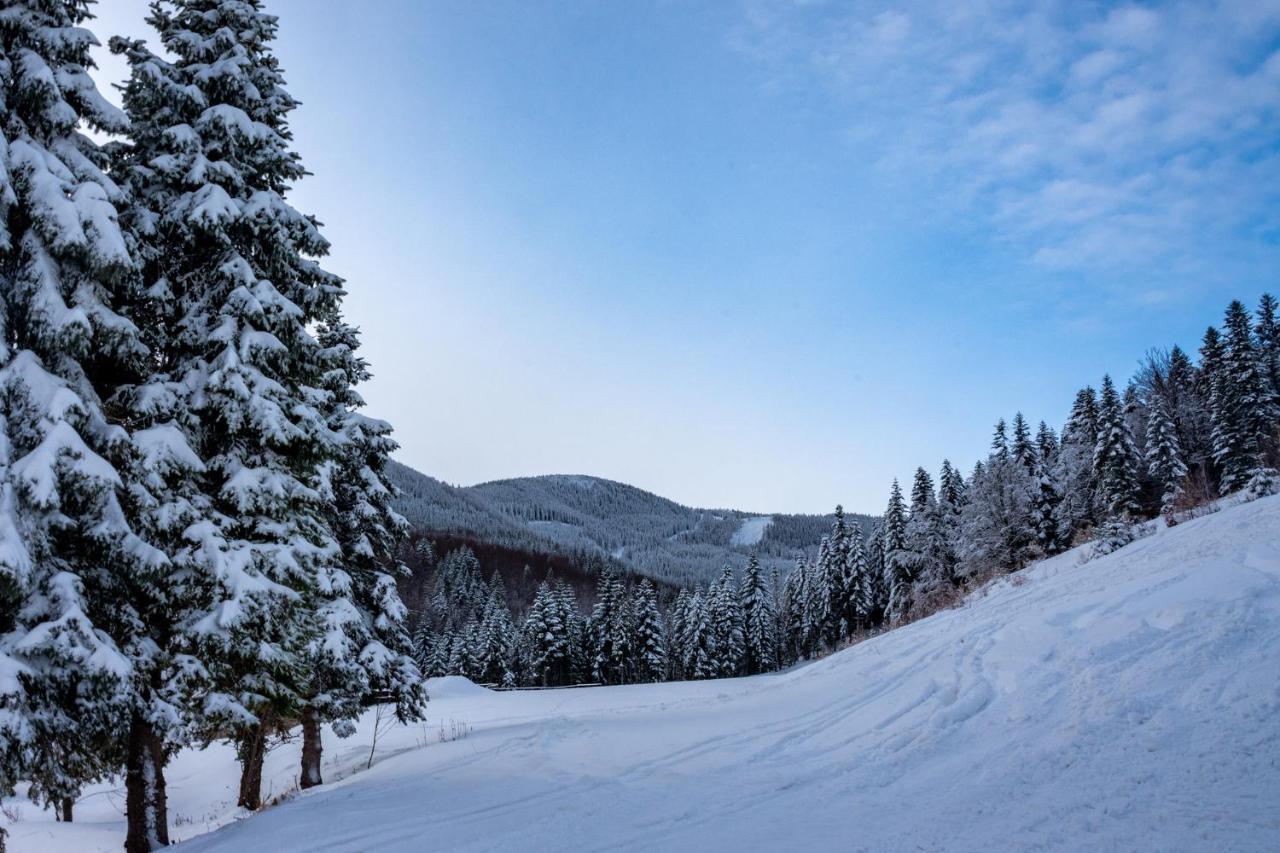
[8, 495, 1280, 852]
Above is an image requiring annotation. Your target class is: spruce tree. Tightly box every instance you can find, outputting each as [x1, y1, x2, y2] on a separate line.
[845, 522, 873, 630]
[1034, 421, 1056, 461]
[1198, 327, 1227, 493]
[1256, 293, 1280, 398]
[1212, 301, 1277, 495]
[883, 480, 912, 623]
[299, 321, 424, 789]
[1011, 412, 1037, 472]
[990, 419, 1009, 461]
[1094, 376, 1142, 521]
[630, 579, 666, 682]
[862, 521, 889, 627]
[739, 554, 777, 674]
[589, 568, 631, 684]
[903, 467, 949, 609]
[707, 567, 744, 677]
[0, 0, 166, 838]
[111, 0, 361, 821]
[1031, 464, 1062, 555]
[1057, 387, 1101, 540]
[1147, 401, 1187, 518]
[1164, 344, 1211, 490]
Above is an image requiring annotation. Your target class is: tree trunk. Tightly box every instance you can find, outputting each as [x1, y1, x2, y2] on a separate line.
[125, 714, 170, 853]
[237, 721, 268, 811]
[300, 705, 323, 789]
[59, 796, 73, 822]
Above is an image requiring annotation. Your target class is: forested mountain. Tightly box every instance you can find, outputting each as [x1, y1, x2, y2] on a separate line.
[388, 462, 872, 587]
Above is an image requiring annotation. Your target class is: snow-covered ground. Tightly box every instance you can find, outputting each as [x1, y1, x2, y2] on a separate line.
[730, 515, 773, 546]
[8, 495, 1280, 852]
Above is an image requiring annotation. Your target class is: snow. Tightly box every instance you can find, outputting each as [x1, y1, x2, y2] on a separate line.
[8, 495, 1280, 852]
[730, 514, 772, 546]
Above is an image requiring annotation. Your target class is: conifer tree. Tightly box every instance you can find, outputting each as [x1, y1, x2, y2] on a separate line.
[958, 452, 1034, 578]
[1011, 413, 1036, 472]
[630, 579, 666, 682]
[739, 554, 777, 674]
[863, 521, 889, 627]
[1057, 387, 1101, 539]
[990, 419, 1009, 461]
[1031, 464, 1062, 555]
[707, 567, 744, 677]
[1094, 376, 1142, 521]
[111, 0, 365, 822]
[1255, 293, 1280, 398]
[883, 480, 912, 623]
[299, 321, 424, 789]
[1212, 301, 1277, 495]
[0, 0, 169, 839]
[844, 522, 873, 630]
[589, 568, 631, 684]
[1146, 401, 1187, 518]
[1036, 421, 1058, 464]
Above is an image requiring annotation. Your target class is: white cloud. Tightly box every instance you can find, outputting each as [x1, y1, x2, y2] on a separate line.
[732, 0, 1280, 287]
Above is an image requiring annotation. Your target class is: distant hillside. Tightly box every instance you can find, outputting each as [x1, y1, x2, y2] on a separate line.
[387, 461, 874, 588]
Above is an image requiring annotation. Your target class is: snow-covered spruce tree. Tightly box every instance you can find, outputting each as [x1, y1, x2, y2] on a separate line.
[1198, 327, 1227, 494]
[844, 521, 873, 632]
[777, 564, 801, 665]
[1011, 412, 1036, 473]
[862, 519, 889, 628]
[0, 0, 174, 839]
[707, 567, 743, 677]
[524, 581, 570, 686]
[1256, 293, 1280, 399]
[822, 508, 851, 645]
[675, 587, 712, 679]
[882, 480, 912, 624]
[1031, 424, 1063, 554]
[299, 321, 424, 789]
[1056, 387, 1100, 543]
[990, 418, 1009, 462]
[1146, 401, 1187, 520]
[832, 506, 863, 638]
[1031, 462, 1062, 557]
[589, 567, 631, 684]
[739, 554, 776, 674]
[903, 467, 950, 612]
[1091, 375, 1143, 555]
[111, 0, 372, 818]
[1212, 300, 1278, 496]
[958, 449, 1034, 579]
[473, 585, 516, 687]
[664, 588, 687, 680]
[1163, 345, 1213, 495]
[1035, 421, 1059, 466]
[630, 579, 666, 682]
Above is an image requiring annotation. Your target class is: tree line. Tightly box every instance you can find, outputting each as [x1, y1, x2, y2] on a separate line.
[0, 3, 423, 852]
[413, 292, 1280, 686]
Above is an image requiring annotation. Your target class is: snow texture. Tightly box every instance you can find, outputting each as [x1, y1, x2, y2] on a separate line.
[7, 494, 1280, 852]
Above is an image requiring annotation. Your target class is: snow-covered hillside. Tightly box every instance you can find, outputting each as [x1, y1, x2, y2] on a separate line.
[387, 462, 868, 586]
[9, 495, 1280, 852]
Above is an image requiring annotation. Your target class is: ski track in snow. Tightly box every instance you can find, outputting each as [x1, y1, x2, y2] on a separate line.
[730, 515, 772, 547]
[8, 497, 1280, 852]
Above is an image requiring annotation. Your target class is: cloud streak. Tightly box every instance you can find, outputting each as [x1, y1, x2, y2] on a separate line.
[733, 0, 1280, 286]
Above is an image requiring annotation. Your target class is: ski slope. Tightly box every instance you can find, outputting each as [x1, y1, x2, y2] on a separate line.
[8, 495, 1280, 852]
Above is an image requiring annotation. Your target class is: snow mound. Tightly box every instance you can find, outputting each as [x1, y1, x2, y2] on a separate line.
[424, 675, 492, 699]
[10, 495, 1280, 852]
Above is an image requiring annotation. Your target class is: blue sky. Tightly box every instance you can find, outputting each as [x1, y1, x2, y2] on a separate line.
[90, 1, 1280, 514]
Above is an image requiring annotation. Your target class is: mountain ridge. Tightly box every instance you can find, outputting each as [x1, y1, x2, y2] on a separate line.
[387, 461, 875, 587]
